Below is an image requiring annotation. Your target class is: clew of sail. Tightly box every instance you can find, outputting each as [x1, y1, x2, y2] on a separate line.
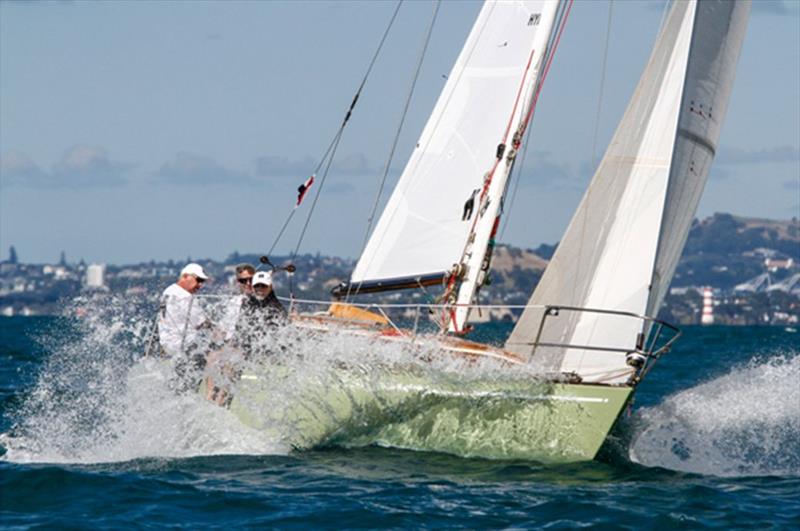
[505, 0, 750, 384]
[349, 0, 562, 314]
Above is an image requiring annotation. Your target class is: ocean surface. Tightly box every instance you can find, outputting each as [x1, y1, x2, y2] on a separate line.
[1, 308, 798, 529]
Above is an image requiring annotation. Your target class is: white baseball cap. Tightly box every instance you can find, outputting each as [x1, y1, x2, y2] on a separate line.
[181, 263, 209, 280]
[252, 271, 273, 287]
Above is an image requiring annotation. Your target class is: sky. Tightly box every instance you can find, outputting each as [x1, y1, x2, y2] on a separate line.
[1, 0, 798, 265]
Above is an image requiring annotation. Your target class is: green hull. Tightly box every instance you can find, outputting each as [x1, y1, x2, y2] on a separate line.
[228, 364, 632, 463]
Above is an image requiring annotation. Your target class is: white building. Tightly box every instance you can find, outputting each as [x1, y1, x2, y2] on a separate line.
[85, 263, 106, 289]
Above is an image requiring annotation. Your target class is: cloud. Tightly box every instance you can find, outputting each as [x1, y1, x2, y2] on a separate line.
[516, 150, 580, 190]
[0, 146, 131, 187]
[333, 153, 377, 176]
[0, 151, 47, 186]
[751, 0, 800, 16]
[2, 0, 77, 6]
[782, 179, 799, 191]
[324, 181, 356, 195]
[645, 0, 800, 16]
[647, 0, 798, 16]
[254, 155, 317, 178]
[254, 152, 385, 179]
[717, 146, 800, 165]
[708, 166, 735, 181]
[155, 152, 257, 186]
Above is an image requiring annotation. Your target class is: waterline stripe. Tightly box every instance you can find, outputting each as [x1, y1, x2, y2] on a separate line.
[376, 384, 610, 403]
[236, 376, 609, 403]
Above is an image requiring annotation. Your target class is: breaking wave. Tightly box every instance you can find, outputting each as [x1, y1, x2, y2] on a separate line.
[629, 352, 800, 477]
[1, 294, 552, 464]
[0, 295, 280, 463]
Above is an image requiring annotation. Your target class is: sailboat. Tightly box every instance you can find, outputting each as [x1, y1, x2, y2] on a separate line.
[224, 0, 750, 463]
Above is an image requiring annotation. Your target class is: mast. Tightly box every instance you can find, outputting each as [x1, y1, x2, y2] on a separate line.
[448, 0, 565, 332]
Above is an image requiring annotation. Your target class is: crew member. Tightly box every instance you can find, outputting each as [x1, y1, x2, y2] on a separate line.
[206, 263, 255, 404]
[235, 270, 287, 358]
[158, 262, 211, 390]
[219, 263, 255, 340]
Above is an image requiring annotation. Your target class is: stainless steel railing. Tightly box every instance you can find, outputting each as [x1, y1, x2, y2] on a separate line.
[146, 294, 681, 381]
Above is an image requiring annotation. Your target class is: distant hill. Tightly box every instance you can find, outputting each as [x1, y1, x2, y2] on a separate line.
[2, 212, 796, 323]
[684, 213, 798, 258]
[476, 213, 799, 306]
[674, 213, 799, 289]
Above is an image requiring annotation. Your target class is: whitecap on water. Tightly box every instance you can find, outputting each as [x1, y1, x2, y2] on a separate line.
[629, 353, 800, 477]
[1, 294, 288, 464]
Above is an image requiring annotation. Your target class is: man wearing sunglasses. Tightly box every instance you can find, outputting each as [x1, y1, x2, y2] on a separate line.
[158, 262, 212, 390]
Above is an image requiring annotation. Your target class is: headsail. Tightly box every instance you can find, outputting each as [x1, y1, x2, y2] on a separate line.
[506, 0, 750, 384]
[349, 0, 563, 321]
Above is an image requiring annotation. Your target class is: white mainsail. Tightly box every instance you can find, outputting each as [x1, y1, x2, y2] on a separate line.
[506, 0, 751, 384]
[350, 0, 562, 318]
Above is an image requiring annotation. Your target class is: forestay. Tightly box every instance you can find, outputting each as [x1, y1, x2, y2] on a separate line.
[351, 1, 561, 292]
[506, 0, 750, 384]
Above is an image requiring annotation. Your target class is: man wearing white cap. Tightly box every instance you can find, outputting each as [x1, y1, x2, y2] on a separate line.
[234, 270, 287, 357]
[158, 263, 211, 365]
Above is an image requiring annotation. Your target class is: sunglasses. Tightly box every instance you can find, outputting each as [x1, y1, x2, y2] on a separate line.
[237, 277, 252, 285]
[193, 276, 206, 284]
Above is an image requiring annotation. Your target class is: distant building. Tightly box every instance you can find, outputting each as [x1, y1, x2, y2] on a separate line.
[765, 257, 794, 272]
[43, 265, 69, 280]
[86, 263, 106, 289]
[745, 247, 779, 259]
[701, 287, 714, 325]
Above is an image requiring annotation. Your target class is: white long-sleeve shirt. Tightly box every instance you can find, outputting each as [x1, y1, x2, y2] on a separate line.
[158, 283, 208, 357]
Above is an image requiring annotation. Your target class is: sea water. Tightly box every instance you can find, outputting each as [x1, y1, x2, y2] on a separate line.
[1, 303, 798, 528]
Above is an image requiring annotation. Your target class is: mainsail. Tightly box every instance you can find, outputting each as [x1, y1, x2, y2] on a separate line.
[506, 0, 750, 384]
[349, 0, 563, 330]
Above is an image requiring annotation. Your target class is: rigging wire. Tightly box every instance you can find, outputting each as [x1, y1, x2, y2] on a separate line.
[498, 121, 534, 241]
[589, 0, 614, 168]
[346, 2, 498, 303]
[265, 0, 404, 259]
[346, 0, 442, 303]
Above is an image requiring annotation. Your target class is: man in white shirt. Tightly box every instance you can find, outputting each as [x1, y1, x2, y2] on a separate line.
[158, 263, 214, 392]
[158, 262, 210, 357]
